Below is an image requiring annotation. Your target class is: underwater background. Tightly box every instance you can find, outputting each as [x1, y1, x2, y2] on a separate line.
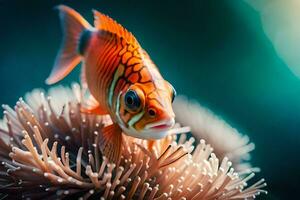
[0, 0, 299, 199]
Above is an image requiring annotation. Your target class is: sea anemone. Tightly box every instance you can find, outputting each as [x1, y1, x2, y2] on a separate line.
[173, 96, 255, 171]
[0, 83, 267, 199]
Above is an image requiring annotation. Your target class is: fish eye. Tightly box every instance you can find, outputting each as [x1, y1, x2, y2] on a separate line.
[171, 85, 177, 103]
[124, 90, 141, 112]
[148, 108, 156, 118]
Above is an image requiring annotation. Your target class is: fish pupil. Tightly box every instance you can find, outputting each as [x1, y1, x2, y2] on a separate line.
[126, 96, 133, 105]
[125, 90, 140, 111]
[148, 108, 156, 117]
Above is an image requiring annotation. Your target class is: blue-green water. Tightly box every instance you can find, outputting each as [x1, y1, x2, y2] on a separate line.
[0, 0, 299, 199]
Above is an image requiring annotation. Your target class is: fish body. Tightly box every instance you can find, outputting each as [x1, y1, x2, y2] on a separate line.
[46, 5, 188, 162]
[84, 31, 175, 137]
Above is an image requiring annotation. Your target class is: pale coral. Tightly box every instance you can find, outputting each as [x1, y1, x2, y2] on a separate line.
[0, 84, 267, 199]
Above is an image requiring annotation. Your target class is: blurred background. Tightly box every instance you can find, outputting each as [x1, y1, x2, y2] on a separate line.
[0, 0, 299, 199]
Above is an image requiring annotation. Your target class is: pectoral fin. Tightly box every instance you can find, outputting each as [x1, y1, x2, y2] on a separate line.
[80, 88, 108, 115]
[80, 98, 108, 115]
[99, 123, 123, 164]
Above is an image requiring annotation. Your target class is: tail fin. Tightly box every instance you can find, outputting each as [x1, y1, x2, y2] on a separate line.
[46, 5, 91, 85]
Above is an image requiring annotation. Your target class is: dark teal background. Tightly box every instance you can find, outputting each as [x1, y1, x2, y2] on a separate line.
[0, 0, 299, 199]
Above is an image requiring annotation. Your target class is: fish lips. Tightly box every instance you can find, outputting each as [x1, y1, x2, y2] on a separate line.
[121, 118, 176, 140]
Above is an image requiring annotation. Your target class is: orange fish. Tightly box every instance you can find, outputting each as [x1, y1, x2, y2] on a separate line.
[46, 5, 189, 162]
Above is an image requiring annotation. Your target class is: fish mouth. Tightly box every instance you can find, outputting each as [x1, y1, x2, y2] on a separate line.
[119, 117, 190, 140]
[119, 115, 190, 140]
[144, 118, 175, 131]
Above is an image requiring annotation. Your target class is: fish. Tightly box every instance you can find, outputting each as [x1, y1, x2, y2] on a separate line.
[46, 5, 190, 163]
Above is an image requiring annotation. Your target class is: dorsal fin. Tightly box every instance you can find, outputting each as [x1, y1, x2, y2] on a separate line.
[93, 10, 139, 46]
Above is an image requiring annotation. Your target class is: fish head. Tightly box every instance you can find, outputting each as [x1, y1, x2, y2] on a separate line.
[117, 81, 177, 139]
